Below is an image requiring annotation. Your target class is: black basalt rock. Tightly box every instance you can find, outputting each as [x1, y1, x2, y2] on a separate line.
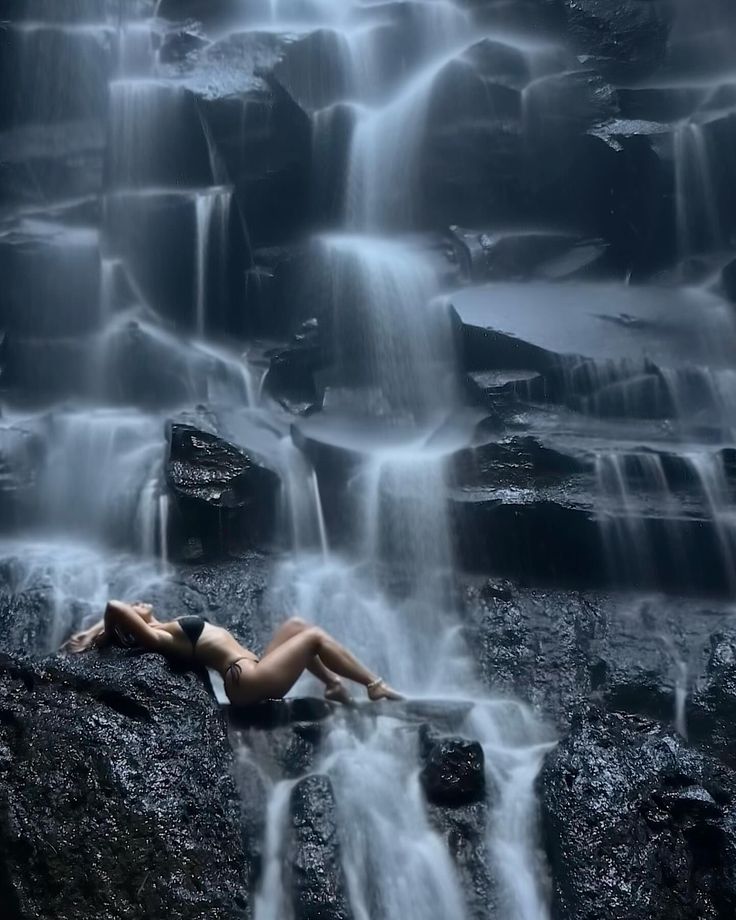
[166, 423, 280, 559]
[541, 706, 736, 920]
[419, 725, 486, 807]
[689, 632, 736, 769]
[289, 774, 353, 920]
[562, 0, 671, 81]
[0, 651, 249, 920]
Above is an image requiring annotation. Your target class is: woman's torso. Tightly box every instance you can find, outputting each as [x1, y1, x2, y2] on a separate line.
[154, 619, 256, 675]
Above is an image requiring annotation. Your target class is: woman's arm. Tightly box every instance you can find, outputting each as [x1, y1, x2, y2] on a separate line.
[102, 600, 174, 653]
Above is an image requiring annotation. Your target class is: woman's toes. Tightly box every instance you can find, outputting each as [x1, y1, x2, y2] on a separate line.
[367, 680, 404, 702]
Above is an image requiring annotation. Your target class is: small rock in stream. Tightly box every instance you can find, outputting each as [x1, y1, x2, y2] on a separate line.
[419, 725, 486, 807]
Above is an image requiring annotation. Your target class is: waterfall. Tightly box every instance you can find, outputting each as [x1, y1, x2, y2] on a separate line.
[194, 188, 232, 336]
[320, 721, 469, 920]
[35, 409, 165, 552]
[674, 120, 722, 259]
[346, 51, 463, 231]
[317, 235, 456, 419]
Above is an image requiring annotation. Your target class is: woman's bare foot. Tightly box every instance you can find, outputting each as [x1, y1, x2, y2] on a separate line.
[366, 678, 404, 701]
[324, 679, 353, 705]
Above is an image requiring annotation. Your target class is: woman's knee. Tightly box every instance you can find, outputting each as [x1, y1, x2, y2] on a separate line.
[285, 616, 309, 632]
[303, 625, 326, 652]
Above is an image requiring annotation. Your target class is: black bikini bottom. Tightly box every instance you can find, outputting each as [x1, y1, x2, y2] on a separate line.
[177, 615, 207, 648]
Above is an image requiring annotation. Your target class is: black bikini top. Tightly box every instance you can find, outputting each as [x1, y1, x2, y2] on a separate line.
[177, 615, 208, 649]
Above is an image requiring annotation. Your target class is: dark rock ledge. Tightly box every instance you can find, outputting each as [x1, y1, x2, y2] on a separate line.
[0, 651, 250, 920]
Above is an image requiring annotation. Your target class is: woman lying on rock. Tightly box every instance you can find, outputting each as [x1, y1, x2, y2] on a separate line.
[62, 601, 402, 705]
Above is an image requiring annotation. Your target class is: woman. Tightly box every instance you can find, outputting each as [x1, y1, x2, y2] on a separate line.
[62, 600, 402, 705]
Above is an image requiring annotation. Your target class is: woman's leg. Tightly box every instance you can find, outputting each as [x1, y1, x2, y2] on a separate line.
[264, 617, 344, 694]
[233, 627, 400, 703]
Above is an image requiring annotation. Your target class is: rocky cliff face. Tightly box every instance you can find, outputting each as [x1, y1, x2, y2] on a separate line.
[2, 0, 736, 918]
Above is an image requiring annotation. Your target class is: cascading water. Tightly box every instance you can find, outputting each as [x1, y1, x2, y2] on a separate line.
[0, 0, 254, 632]
[9, 0, 736, 915]
[242, 4, 556, 917]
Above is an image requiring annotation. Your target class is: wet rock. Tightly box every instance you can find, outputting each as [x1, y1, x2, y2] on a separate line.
[524, 70, 619, 142]
[422, 105, 526, 229]
[245, 245, 315, 336]
[288, 774, 353, 920]
[450, 282, 728, 376]
[419, 726, 486, 806]
[0, 119, 105, 207]
[0, 651, 249, 920]
[479, 578, 514, 603]
[0, 23, 112, 131]
[180, 32, 312, 247]
[467, 584, 736, 727]
[158, 28, 209, 65]
[272, 29, 355, 113]
[721, 258, 736, 304]
[533, 127, 675, 272]
[452, 491, 605, 586]
[105, 190, 249, 336]
[689, 632, 736, 769]
[453, 436, 590, 490]
[231, 753, 268, 890]
[104, 320, 250, 409]
[541, 707, 736, 920]
[227, 697, 334, 730]
[448, 226, 611, 283]
[562, 0, 671, 81]
[166, 424, 280, 558]
[0, 426, 44, 532]
[426, 800, 494, 920]
[231, 721, 324, 780]
[263, 319, 325, 407]
[459, 0, 565, 33]
[156, 0, 245, 28]
[0, 221, 101, 338]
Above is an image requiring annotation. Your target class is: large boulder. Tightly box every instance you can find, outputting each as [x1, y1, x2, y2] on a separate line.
[166, 424, 280, 559]
[288, 775, 353, 920]
[0, 651, 249, 920]
[541, 707, 736, 920]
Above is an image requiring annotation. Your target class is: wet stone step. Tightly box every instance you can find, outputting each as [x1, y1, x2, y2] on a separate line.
[227, 697, 334, 730]
[453, 495, 736, 596]
[226, 697, 475, 732]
